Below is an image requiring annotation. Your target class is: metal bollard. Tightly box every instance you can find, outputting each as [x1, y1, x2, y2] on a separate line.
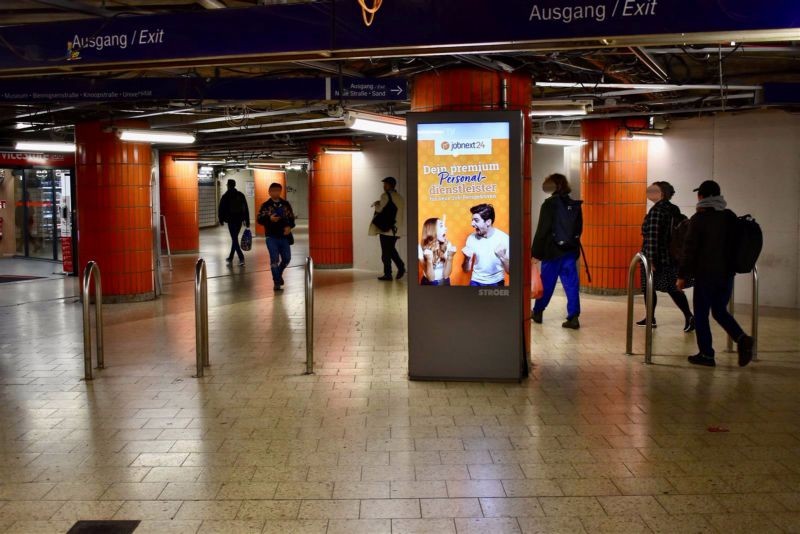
[626, 252, 654, 364]
[305, 256, 314, 374]
[194, 258, 209, 377]
[82, 261, 104, 380]
[727, 266, 759, 359]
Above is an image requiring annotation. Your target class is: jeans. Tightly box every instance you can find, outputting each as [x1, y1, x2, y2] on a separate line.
[693, 275, 745, 357]
[266, 236, 291, 285]
[379, 234, 404, 276]
[227, 222, 244, 261]
[533, 251, 580, 318]
[469, 280, 505, 287]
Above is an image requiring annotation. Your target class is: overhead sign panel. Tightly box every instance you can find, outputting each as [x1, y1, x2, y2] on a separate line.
[326, 78, 407, 100]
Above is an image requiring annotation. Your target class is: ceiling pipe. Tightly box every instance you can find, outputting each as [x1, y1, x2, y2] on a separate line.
[198, 0, 226, 8]
[629, 47, 669, 82]
[30, 0, 114, 17]
[532, 104, 760, 122]
[154, 105, 327, 128]
[536, 82, 762, 91]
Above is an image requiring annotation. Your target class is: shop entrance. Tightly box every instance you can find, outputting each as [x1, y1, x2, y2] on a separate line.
[14, 168, 72, 261]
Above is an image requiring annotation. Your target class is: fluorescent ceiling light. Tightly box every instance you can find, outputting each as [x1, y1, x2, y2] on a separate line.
[15, 122, 33, 129]
[322, 145, 362, 154]
[15, 141, 75, 152]
[118, 128, 195, 144]
[530, 108, 588, 117]
[343, 111, 406, 137]
[627, 129, 664, 140]
[534, 136, 584, 147]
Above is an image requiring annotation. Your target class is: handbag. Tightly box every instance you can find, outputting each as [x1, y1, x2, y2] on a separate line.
[240, 228, 252, 251]
[531, 261, 544, 300]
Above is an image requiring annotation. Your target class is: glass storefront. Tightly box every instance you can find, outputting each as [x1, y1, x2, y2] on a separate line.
[14, 168, 72, 261]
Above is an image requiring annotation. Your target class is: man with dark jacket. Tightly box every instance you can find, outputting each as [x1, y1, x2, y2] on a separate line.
[256, 182, 296, 291]
[531, 173, 583, 329]
[218, 179, 250, 266]
[677, 180, 754, 367]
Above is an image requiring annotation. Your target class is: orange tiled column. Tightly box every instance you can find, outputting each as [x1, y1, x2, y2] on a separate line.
[253, 169, 286, 237]
[580, 119, 648, 293]
[159, 151, 199, 253]
[307, 139, 353, 268]
[411, 68, 533, 334]
[75, 121, 154, 302]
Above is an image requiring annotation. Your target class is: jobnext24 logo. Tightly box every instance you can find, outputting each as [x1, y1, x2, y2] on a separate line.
[434, 138, 492, 156]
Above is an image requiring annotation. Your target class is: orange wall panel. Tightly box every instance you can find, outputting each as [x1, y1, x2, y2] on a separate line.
[159, 151, 199, 253]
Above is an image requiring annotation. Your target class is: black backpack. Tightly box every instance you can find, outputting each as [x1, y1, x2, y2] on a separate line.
[552, 196, 582, 248]
[730, 214, 762, 273]
[668, 212, 689, 264]
[371, 191, 398, 233]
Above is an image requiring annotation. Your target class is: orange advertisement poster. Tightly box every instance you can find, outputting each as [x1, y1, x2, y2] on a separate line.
[417, 122, 510, 287]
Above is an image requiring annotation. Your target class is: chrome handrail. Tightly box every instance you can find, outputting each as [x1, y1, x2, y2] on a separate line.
[194, 258, 209, 377]
[161, 214, 173, 271]
[82, 261, 104, 380]
[727, 265, 759, 360]
[626, 252, 654, 364]
[305, 256, 314, 374]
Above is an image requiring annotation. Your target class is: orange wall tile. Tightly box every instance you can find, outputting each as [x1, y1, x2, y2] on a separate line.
[159, 151, 199, 253]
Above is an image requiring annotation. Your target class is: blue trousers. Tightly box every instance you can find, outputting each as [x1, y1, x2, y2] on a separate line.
[693, 276, 744, 357]
[533, 251, 580, 318]
[266, 236, 291, 284]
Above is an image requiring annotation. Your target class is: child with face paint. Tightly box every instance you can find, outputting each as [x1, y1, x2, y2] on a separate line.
[531, 173, 583, 329]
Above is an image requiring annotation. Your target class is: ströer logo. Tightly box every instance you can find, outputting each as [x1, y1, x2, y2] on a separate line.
[441, 141, 450, 150]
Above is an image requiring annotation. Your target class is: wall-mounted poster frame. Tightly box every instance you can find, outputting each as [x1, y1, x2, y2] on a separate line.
[407, 110, 526, 381]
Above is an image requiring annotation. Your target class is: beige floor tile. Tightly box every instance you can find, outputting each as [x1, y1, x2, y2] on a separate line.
[769, 512, 800, 533]
[641, 513, 715, 533]
[176, 500, 244, 520]
[416, 464, 470, 481]
[197, 520, 264, 534]
[611, 477, 675, 496]
[260, 519, 328, 534]
[707, 512, 784, 533]
[216, 482, 277, 500]
[359, 498, 420, 519]
[49, 500, 123, 521]
[236, 499, 300, 520]
[0, 483, 54, 500]
[159, 482, 222, 500]
[100, 482, 167, 501]
[516, 516, 587, 534]
[361, 465, 415, 482]
[128, 519, 201, 533]
[501, 479, 563, 498]
[0, 501, 62, 522]
[332, 481, 389, 499]
[774, 492, 800, 511]
[454, 517, 521, 533]
[273, 482, 333, 500]
[468, 464, 525, 480]
[391, 518, 456, 534]
[579, 515, 650, 534]
[420, 498, 482, 518]
[556, 478, 621, 497]
[479, 497, 544, 518]
[391, 481, 448, 498]
[538, 497, 605, 517]
[2, 520, 75, 534]
[113, 500, 182, 520]
[143, 466, 204, 483]
[655, 494, 726, 514]
[297, 499, 360, 519]
[597, 495, 666, 516]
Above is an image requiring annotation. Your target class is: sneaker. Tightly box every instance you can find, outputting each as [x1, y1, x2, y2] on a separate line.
[635, 318, 657, 328]
[225, 257, 233, 264]
[737, 334, 754, 367]
[688, 353, 716, 367]
[377, 275, 393, 281]
[683, 316, 695, 333]
[274, 284, 283, 292]
[562, 316, 580, 329]
[396, 266, 406, 280]
[239, 260, 245, 266]
[279, 277, 285, 285]
[531, 311, 543, 324]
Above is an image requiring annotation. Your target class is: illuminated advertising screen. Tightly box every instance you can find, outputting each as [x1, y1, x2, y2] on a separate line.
[416, 122, 510, 287]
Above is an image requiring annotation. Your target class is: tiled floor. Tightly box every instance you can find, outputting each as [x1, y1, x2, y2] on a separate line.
[1, 226, 799, 533]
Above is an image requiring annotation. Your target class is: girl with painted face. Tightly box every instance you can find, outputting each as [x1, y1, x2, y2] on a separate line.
[418, 216, 456, 286]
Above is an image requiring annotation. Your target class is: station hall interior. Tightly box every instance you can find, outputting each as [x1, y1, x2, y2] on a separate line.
[0, 1, 800, 533]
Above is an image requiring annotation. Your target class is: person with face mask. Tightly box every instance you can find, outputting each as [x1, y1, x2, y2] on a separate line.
[531, 173, 582, 329]
[638, 181, 694, 332]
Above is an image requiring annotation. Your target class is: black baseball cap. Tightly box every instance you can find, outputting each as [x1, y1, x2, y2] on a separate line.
[693, 180, 720, 197]
[226, 179, 237, 187]
[381, 176, 397, 187]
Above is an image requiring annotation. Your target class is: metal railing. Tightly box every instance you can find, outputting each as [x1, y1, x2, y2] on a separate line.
[305, 256, 314, 374]
[626, 252, 655, 364]
[194, 258, 210, 377]
[82, 261, 104, 380]
[161, 214, 173, 271]
[726, 265, 759, 360]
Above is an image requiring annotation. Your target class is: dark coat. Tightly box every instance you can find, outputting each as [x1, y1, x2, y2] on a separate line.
[531, 193, 582, 261]
[678, 208, 737, 281]
[218, 189, 250, 226]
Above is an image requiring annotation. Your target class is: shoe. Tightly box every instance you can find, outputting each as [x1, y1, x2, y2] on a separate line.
[225, 257, 233, 264]
[635, 318, 657, 328]
[239, 260, 245, 266]
[562, 316, 580, 329]
[683, 316, 695, 333]
[279, 277, 285, 285]
[274, 284, 283, 291]
[688, 353, 716, 367]
[737, 334, 754, 367]
[396, 266, 406, 280]
[377, 275, 393, 281]
[532, 311, 543, 324]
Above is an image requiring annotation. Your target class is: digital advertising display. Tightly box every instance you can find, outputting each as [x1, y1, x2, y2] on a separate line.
[407, 111, 526, 382]
[416, 122, 511, 287]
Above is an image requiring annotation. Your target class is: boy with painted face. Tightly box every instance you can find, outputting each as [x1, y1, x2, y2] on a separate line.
[461, 203, 510, 287]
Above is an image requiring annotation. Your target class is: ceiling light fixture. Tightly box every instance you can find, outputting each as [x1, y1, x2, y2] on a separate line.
[530, 108, 588, 117]
[343, 110, 406, 137]
[14, 141, 75, 152]
[118, 128, 195, 144]
[534, 136, 584, 147]
[530, 100, 591, 117]
[626, 129, 664, 140]
[321, 145, 362, 155]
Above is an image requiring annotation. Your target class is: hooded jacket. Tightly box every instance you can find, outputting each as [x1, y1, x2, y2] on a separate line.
[678, 195, 737, 281]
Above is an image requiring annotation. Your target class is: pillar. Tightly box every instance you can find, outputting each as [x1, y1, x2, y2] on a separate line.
[307, 139, 353, 268]
[75, 121, 154, 302]
[159, 151, 199, 253]
[411, 68, 534, 330]
[580, 119, 648, 293]
[253, 168, 286, 237]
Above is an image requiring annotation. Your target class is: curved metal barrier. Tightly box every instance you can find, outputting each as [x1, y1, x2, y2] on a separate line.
[305, 256, 314, 375]
[161, 214, 173, 271]
[194, 258, 210, 377]
[82, 261, 104, 380]
[726, 265, 759, 360]
[626, 252, 654, 364]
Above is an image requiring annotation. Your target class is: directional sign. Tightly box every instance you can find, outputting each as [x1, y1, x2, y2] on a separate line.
[326, 78, 407, 101]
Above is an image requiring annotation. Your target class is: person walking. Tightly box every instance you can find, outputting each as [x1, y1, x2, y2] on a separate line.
[531, 173, 583, 329]
[257, 182, 295, 291]
[677, 180, 754, 367]
[638, 181, 694, 332]
[218, 179, 249, 266]
[369, 176, 406, 281]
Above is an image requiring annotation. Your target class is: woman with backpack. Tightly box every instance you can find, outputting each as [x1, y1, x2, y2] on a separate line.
[638, 181, 694, 332]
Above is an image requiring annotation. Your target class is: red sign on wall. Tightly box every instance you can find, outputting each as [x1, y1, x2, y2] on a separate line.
[60, 237, 73, 274]
[0, 151, 75, 167]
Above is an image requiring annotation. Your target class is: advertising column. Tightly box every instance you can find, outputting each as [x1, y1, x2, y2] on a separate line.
[407, 111, 525, 381]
